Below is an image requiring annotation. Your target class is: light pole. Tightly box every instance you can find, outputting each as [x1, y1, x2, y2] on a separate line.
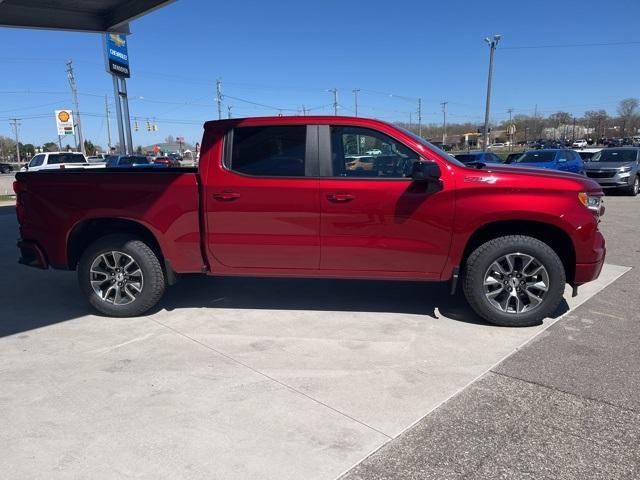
[482, 34, 501, 151]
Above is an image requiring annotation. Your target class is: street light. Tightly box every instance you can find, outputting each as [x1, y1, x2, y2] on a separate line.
[482, 34, 501, 151]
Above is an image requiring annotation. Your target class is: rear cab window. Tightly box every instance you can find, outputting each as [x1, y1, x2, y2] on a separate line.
[48, 153, 86, 164]
[228, 125, 307, 177]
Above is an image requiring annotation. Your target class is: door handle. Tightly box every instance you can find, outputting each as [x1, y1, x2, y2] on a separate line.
[326, 193, 355, 202]
[213, 191, 241, 201]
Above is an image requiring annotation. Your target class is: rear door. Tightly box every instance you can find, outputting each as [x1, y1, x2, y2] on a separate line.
[204, 124, 320, 270]
[317, 125, 453, 277]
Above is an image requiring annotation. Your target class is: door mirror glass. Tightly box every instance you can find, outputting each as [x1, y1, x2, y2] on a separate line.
[412, 161, 441, 182]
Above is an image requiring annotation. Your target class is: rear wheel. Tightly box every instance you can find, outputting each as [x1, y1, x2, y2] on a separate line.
[463, 235, 566, 327]
[78, 234, 165, 317]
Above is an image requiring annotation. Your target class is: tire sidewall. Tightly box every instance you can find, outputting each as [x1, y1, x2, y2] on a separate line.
[464, 236, 566, 327]
[78, 235, 165, 317]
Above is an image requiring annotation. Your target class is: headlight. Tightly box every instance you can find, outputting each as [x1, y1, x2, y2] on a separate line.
[578, 192, 603, 215]
[619, 166, 632, 172]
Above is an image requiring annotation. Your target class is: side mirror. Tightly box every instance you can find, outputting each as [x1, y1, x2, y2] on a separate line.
[412, 160, 441, 182]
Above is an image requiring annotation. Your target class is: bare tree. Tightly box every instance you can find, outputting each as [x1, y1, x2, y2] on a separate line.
[617, 98, 639, 136]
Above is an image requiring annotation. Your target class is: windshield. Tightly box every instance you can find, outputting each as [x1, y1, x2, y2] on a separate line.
[48, 153, 87, 164]
[590, 149, 637, 163]
[516, 151, 556, 163]
[395, 125, 466, 167]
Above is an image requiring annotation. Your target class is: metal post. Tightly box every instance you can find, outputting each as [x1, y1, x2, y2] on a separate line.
[228, 105, 232, 119]
[119, 77, 134, 154]
[507, 108, 513, 151]
[441, 101, 448, 144]
[216, 79, 223, 120]
[105, 95, 112, 150]
[418, 98, 422, 137]
[10, 118, 20, 162]
[66, 61, 86, 155]
[112, 75, 125, 154]
[352, 89, 360, 117]
[482, 35, 501, 151]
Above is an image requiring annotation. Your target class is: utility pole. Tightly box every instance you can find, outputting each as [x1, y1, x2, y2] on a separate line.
[572, 117, 576, 141]
[302, 105, 308, 115]
[482, 34, 501, 151]
[507, 108, 513, 151]
[216, 79, 223, 120]
[10, 118, 21, 163]
[352, 88, 360, 116]
[418, 97, 423, 137]
[66, 60, 85, 155]
[227, 105, 232, 119]
[441, 101, 448, 144]
[329, 88, 339, 115]
[104, 95, 112, 150]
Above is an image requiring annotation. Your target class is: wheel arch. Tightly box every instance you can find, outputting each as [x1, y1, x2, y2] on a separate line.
[67, 218, 164, 271]
[461, 220, 576, 284]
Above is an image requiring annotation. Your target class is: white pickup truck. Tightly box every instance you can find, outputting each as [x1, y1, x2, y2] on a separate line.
[21, 152, 91, 172]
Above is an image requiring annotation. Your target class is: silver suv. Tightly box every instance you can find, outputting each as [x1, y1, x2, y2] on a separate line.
[584, 147, 640, 196]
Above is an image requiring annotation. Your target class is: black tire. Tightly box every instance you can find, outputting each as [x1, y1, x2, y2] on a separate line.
[463, 235, 566, 327]
[626, 175, 639, 196]
[78, 234, 165, 317]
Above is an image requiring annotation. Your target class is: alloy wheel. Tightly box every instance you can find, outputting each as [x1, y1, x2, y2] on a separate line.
[483, 253, 550, 314]
[89, 251, 144, 305]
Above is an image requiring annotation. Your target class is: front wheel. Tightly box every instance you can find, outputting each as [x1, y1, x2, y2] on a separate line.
[463, 235, 566, 327]
[626, 175, 639, 196]
[78, 234, 166, 317]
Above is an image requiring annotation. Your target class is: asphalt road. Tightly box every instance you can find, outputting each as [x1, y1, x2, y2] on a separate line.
[0, 196, 635, 479]
[342, 195, 640, 480]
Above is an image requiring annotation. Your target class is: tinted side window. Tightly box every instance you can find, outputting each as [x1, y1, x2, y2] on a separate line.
[330, 126, 419, 178]
[557, 151, 569, 162]
[231, 126, 306, 177]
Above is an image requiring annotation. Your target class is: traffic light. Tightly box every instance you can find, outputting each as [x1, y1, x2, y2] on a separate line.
[134, 121, 139, 131]
[146, 120, 151, 132]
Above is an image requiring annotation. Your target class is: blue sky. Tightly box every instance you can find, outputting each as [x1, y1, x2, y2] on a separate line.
[1, 0, 639, 148]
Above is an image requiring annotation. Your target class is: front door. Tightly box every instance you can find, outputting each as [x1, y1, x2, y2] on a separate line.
[205, 124, 320, 270]
[318, 125, 454, 277]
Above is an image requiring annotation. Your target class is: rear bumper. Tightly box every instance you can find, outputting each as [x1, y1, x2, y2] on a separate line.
[17, 239, 49, 269]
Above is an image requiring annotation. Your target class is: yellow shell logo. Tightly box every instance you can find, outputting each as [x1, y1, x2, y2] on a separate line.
[109, 34, 126, 47]
[57, 111, 70, 122]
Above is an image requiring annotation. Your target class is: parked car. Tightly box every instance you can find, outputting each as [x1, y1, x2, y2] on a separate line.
[105, 155, 167, 168]
[153, 156, 181, 167]
[14, 116, 606, 327]
[583, 147, 640, 196]
[488, 142, 506, 149]
[572, 139, 588, 148]
[20, 152, 88, 172]
[0, 162, 12, 173]
[453, 151, 503, 165]
[511, 149, 584, 175]
[87, 154, 107, 163]
[505, 153, 524, 164]
[576, 148, 602, 162]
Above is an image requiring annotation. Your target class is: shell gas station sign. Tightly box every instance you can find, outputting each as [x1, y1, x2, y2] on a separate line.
[55, 110, 75, 136]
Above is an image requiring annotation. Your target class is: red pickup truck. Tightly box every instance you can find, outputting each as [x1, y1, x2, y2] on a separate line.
[14, 116, 606, 327]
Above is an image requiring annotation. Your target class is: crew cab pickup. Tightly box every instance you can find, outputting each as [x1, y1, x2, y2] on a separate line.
[14, 116, 606, 327]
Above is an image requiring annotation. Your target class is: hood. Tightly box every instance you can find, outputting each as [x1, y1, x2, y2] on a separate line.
[465, 164, 601, 192]
[584, 161, 634, 170]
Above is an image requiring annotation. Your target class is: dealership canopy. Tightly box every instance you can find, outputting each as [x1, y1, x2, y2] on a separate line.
[0, 0, 175, 33]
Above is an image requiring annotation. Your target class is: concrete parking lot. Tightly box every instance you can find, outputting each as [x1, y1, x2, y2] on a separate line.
[0, 198, 635, 479]
[0, 173, 16, 196]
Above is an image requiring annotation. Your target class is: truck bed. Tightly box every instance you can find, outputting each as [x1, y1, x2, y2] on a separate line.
[15, 168, 203, 273]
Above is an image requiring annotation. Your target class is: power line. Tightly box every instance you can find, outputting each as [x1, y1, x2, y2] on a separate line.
[502, 40, 640, 50]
